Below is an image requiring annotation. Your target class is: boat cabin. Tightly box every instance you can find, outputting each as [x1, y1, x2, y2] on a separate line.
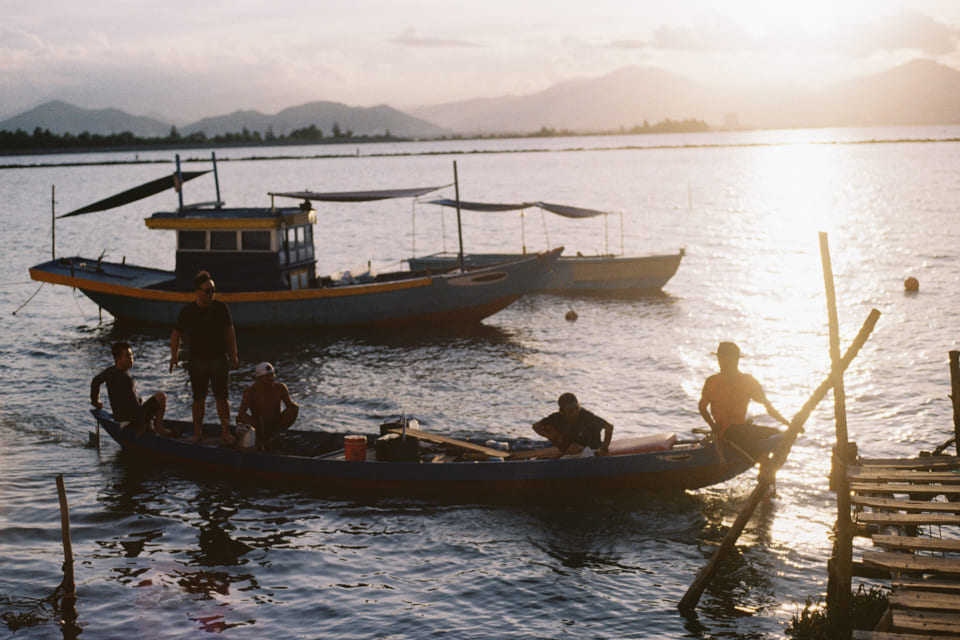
[145, 203, 317, 292]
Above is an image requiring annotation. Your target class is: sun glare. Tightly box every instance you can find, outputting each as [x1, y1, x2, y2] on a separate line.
[727, 0, 847, 38]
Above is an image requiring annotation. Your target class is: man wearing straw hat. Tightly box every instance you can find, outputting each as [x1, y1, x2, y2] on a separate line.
[699, 341, 790, 444]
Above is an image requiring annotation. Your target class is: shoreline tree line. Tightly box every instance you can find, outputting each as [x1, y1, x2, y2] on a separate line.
[0, 117, 710, 154]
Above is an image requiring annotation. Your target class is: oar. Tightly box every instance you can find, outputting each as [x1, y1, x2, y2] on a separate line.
[383, 425, 507, 458]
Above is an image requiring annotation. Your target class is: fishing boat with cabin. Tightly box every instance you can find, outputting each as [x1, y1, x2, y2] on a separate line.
[91, 408, 784, 498]
[28, 155, 560, 328]
[406, 198, 684, 295]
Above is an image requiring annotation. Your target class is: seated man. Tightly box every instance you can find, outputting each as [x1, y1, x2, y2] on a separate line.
[533, 392, 613, 457]
[91, 341, 168, 436]
[699, 341, 790, 444]
[237, 362, 299, 450]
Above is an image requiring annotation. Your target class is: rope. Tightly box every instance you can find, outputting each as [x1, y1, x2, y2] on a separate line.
[12, 283, 44, 315]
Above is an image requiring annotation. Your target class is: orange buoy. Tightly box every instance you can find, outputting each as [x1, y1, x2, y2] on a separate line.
[904, 277, 919, 292]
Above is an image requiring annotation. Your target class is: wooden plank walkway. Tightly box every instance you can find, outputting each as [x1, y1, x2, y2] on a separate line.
[848, 456, 960, 639]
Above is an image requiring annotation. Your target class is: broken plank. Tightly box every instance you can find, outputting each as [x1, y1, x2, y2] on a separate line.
[873, 535, 960, 553]
[850, 483, 960, 496]
[849, 470, 960, 484]
[863, 550, 960, 575]
[856, 512, 960, 526]
[889, 590, 960, 611]
[891, 609, 960, 635]
[857, 457, 960, 471]
[852, 496, 960, 513]
[384, 427, 507, 458]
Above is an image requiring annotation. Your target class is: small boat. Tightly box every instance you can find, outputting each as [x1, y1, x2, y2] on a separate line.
[91, 409, 784, 498]
[28, 155, 560, 328]
[406, 199, 684, 295]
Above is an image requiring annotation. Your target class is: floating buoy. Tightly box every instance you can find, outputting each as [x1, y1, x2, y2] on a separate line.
[565, 309, 578, 322]
[904, 277, 919, 292]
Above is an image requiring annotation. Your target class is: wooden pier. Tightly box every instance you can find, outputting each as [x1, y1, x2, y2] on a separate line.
[847, 454, 960, 639]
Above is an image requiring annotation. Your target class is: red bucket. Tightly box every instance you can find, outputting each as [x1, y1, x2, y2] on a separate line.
[344, 435, 367, 461]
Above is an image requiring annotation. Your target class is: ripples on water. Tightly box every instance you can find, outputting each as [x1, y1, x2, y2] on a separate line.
[3, 127, 960, 637]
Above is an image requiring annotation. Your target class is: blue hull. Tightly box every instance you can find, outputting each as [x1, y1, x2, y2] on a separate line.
[92, 409, 782, 499]
[30, 249, 561, 328]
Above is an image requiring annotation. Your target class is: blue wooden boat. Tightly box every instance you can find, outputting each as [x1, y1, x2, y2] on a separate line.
[28, 155, 560, 328]
[91, 408, 785, 498]
[406, 199, 684, 294]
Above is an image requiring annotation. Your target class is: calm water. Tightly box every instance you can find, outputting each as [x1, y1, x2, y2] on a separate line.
[2, 127, 960, 638]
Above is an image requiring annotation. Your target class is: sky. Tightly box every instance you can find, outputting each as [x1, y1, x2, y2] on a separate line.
[2, 0, 960, 122]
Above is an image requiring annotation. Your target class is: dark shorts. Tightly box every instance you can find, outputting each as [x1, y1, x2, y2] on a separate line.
[724, 422, 780, 443]
[121, 395, 162, 431]
[188, 358, 229, 400]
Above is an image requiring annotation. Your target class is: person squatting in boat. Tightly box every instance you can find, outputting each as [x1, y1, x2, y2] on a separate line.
[698, 341, 791, 444]
[533, 392, 613, 457]
[237, 362, 300, 452]
[91, 341, 170, 436]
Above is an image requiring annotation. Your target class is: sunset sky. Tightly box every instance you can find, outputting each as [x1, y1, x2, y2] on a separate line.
[2, 0, 959, 121]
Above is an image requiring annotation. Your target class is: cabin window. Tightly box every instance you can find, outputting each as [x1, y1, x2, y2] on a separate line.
[178, 231, 206, 251]
[288, 268, 310, 290]
[210, 231, 238, 251]
[242, 230, 271, 251]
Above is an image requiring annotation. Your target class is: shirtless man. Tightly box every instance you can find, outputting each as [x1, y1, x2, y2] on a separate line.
[698, 341, 790, 442]
[237, 362, 299, 450]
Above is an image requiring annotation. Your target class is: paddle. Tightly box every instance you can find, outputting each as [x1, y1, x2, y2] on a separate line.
[383, 425, 507, 458]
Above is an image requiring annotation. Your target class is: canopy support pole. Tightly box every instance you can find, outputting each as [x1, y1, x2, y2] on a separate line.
[51, 185, 56, 259]
[453, 161, 465, 270]
[212, 151, 221, 208]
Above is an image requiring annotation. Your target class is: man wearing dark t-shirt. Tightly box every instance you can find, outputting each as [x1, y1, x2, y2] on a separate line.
[533, 392, 613, 456]
[91, 341, 168, 435]
[170, 271, 239, 444]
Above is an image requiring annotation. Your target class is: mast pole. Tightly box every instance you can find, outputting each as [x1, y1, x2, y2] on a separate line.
[212, 151, 221, 208]
[453, 161, 465, 271]
[175, 154, 184, 213]
[51, 185, 56, 259]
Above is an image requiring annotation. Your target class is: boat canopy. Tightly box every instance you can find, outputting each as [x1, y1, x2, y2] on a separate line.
[271, 186, 447, 203]
[425, 198, 609, 219]
[59, 171, 210, 218]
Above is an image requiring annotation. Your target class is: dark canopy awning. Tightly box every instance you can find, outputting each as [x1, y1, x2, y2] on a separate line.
[271, 185, 447, 203]
[59, 171, 210, 218]
[425, 198, 532, 212]
[425, 198, 609, 218]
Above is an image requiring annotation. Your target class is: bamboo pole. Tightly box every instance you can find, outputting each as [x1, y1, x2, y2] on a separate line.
[950, 351, 960, 457]
[678, 308, 881, 612]
[820, 233, 853, 611]
[56, 474, 77, 625]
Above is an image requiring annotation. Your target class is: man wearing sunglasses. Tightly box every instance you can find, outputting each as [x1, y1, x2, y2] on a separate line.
[170, 270, 239, 444]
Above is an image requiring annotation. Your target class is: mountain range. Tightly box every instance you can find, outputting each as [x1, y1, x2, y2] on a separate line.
[3, 59, 959, 139]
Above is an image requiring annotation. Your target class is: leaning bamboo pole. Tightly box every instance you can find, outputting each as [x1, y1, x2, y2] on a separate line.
[678, 307, 881, 612]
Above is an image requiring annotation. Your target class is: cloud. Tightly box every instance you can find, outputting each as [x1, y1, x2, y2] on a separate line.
[616, 10, 960, 58]
[390, 27, 483, 48]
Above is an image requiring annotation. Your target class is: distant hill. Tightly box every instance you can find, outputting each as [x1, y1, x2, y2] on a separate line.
[0, 100, 172, 137]
[411, 67, 710, 134]
[411, 60, 960, 133]
[181, 100, 446, 139]
[4, 60, 960, 140]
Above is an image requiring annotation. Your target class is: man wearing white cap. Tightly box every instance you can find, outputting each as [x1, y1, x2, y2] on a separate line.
[237, 362, 299, 450]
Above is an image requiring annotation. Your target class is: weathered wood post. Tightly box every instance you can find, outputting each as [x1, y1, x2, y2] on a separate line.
[55, 474, 77, 626]
[821, 232, 853, 611]
[678, 308, 881, 612]
[950, 351, 960, 457]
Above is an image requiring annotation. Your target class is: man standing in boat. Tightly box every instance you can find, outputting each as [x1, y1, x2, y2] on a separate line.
[237, 362, 300, 451]
[533, 392, 613, 456]
[698, 341, 790, 443]
[170, 271, 239, 444]
[92, 341, 169, 436]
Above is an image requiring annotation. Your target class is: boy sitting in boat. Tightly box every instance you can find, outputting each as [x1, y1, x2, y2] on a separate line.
[698, 341, 790, 444]
[91, 341, 170, 436]
[532, 392, 613, 457]
[237, 362, 300, 451]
